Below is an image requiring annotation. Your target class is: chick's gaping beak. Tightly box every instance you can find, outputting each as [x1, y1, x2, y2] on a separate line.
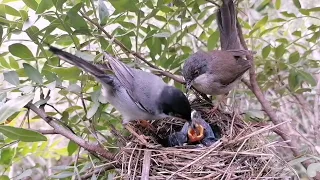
[187, 123, 205, 143]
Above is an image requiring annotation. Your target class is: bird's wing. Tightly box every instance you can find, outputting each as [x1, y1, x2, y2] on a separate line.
[107, 54, 156, 114]
[219, 58, 251, 86]
[49, 46, 114, 85]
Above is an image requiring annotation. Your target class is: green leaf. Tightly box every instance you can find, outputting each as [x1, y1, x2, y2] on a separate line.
[295, 88, 311, 94]
[23, 63, 43, 84]
[22, 0, 38, 10]
[275, 0, 281, 9]
[146, 37, 161, 60]
[307, 7, 320, 12]
[0, 57, 10, 69]
[4, 71, 19, 86]
[292, 30, 301, 37]
[207, 31, 219, 51]
[19, 10, 28, 21]
[288, 70, 299, 90]
[52, 0, 66, 12]
[0, 125, 47, 142]
[0, 94, 34, 124]
[87, 101, 100, 119]
[307, 163, 320, 178]
[289, 52, 300, 64]
[187, 23, 197, 33]
[36, 0, 53, 14]
[298, 70, 316, 86]
[67, 140, 78, 156]
[0, 175, 10, 180]
[0, 148, 14, 165]
[67, 3, 89, 31]
[299, 9, 309, 15]
[274, 44, 285, 59]
[9, 56, 19, 69]
[5, 5, 20, 16]
[256, 0, 271, 11]
[262, 45, 271, 58]
[292, 0, 301, 8]
[109, 0, 138, 13]
[203, 14, 215, 27]
[254, 16, 268, 29]
[98, 0, 109, 26]
[8, 43, 34, 60]
[281, 11, 296, 18]
[51, 66, 81, 80]
[0, 26, 3, 44]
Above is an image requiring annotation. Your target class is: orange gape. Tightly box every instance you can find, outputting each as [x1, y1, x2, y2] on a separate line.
[187, 124, 204, 143]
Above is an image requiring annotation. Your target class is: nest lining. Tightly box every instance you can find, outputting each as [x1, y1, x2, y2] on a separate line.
[114, 101, 291, 179]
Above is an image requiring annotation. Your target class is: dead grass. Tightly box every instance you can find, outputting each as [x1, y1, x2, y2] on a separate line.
[113, 100, 294, 179]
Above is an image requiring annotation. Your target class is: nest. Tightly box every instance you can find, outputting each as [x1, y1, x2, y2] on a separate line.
[114, 100, 290, 179]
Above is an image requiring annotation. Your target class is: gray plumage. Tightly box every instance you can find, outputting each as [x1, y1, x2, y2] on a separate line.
[167, 122, 189, 147]
[49, 46, 191, 125]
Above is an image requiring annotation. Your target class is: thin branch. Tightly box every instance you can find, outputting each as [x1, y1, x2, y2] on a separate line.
[25, 103, 115, 160]
[236, 19, 320, 179]
[79, 11, 184, 84]
[33, 129, 57, 134]
[80, 164, 117, 179]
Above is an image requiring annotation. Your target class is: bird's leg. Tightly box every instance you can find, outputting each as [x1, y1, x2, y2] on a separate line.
[207, 94, 228, 115]
[138, 120, 156, 132]
[124, 124, 148, 145]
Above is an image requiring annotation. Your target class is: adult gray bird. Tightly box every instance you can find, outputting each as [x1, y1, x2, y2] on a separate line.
[48, 46, 192, 144]
[182, 0, 252, 111]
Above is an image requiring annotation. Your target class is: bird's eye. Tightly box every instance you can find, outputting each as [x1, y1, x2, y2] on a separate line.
[194, 70, 199, 75]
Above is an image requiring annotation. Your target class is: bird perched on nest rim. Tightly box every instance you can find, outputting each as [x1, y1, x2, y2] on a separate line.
[182, 0, 253, 111]
[49, 46, 194, 145]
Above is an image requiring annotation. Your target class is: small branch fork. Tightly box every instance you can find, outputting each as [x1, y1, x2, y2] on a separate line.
[25, 103, 115, 161]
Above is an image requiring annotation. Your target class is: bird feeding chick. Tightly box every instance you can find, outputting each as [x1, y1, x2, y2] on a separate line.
[182, 0, 254, 113]
[48, 46, 199, 145]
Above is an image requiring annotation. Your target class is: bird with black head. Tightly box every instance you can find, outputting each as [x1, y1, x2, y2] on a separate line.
[49, 46, 193, 145]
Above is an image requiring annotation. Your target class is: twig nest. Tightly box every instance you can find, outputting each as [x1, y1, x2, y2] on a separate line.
[115, 101, 288, 179]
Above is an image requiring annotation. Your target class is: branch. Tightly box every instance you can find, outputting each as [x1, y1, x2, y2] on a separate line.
[25, 103, 115, 160]
[80, 11, 184, 84]
[80, 164, 117, 179]
[236, 20, 320, 179]
[33, 129, 57, 134]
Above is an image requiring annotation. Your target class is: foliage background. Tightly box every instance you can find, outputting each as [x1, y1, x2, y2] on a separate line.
[0, 0, 319, 179]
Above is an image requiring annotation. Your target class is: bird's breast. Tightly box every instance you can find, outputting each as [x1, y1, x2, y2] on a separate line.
[193, 73, 240, 95]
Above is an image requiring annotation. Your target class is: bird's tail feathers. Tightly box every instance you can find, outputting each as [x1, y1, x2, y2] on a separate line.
[217, 0, 242, 50]
[48, 46, 113, 83]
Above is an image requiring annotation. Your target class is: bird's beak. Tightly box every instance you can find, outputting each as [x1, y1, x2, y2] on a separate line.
[185, 80, 193, 94]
